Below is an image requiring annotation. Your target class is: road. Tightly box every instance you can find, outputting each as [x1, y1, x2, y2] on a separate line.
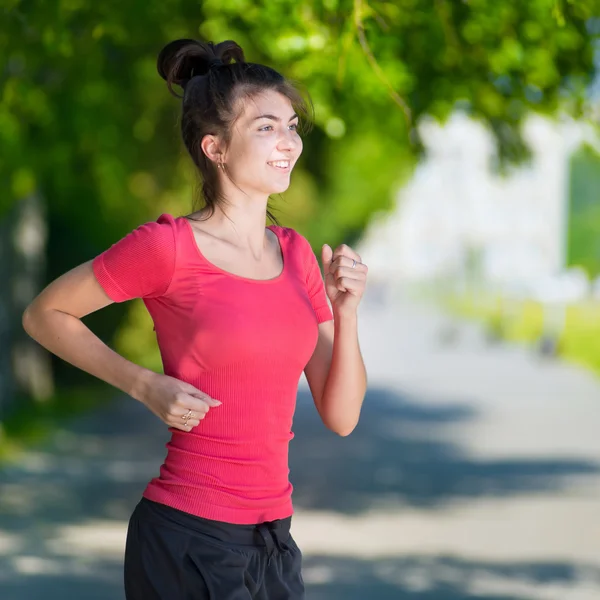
[1, 292, 599, 599]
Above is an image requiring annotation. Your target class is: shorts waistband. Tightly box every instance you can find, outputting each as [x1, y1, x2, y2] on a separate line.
[136, 497, 292, 548]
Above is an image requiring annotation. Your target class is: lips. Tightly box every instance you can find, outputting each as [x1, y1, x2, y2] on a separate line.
[267, 160, 291, 171]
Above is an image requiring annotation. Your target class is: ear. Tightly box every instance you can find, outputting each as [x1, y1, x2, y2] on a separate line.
[200, 134, 224, 166]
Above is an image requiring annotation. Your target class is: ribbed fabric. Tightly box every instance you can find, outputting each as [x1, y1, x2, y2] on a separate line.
[92, 213, 333, 524]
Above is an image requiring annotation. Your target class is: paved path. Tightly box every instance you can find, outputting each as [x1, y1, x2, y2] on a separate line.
[1, 290, 600, 599]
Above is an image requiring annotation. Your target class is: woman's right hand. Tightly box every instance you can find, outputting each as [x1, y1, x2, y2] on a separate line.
[20, 259, 220, 432]
[138, 372, 221, 431]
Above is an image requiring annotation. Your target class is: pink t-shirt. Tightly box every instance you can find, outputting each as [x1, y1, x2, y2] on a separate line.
[92, 213, 333, 524]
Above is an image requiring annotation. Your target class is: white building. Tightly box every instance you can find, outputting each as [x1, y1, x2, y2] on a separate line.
[358, 112, 599, 294]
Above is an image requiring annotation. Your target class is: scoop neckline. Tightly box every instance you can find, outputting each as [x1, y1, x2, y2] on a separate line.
[180, 216, 286, 284]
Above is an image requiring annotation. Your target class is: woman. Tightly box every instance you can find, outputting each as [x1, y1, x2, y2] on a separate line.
[22, 38, 368, 599]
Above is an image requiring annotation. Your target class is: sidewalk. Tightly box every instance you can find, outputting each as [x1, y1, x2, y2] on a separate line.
[1, 292, 599, 599]
[293, 293, 600, 599]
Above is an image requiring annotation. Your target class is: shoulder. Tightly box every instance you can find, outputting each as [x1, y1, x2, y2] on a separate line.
[100, 213, 176, 247]
[270, 225, 313, 254]
[138, 212, 177, 240]
[95, 213, 179, 275]
[92, 213, 178, 301]
[269, 226, 322, 284]
[123, 213, 178, 256]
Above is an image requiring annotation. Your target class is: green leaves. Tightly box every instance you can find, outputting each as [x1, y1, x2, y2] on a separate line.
[0, 0, 597, 248]
[0, 0, 596, 378]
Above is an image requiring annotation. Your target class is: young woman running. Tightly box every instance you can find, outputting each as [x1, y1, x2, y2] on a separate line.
[22, 38, 368, 599]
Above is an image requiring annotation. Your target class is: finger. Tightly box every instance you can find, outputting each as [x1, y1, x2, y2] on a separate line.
[176, 391, 221, 410]
[171, 417, 201, 432]
[188, 393, 222, 408]
[167, 408, 205, 430]
[331, 244, 361, 264]
[331, 256, 368, 271]
[178, 382, 222, 407]
[337, 277, 364, 293]
[177, 407, 208, 422]
[183, 416, 201, 429]
[321, 244, 334, 274]
[172, 408, 206, 429]
[332, 268, 366, 283]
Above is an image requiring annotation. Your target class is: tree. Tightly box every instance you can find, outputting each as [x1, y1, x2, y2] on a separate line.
[0, 0, 598, 380]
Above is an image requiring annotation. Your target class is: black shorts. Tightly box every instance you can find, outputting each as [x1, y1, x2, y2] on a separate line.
[124, 497, 304, 600]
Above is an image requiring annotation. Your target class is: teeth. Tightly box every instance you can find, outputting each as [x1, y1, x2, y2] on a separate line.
[269, 161, 290, 168]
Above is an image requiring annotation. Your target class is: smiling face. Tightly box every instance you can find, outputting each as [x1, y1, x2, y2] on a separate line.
[222, 89, 303, 197]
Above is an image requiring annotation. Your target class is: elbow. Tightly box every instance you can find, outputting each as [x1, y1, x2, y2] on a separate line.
[22, 304, 43, 338]
[326, 420, 358, 437]
[316, 397, 361, 437]
[335, 425, 357, 437]
[22, 306, 35, 335]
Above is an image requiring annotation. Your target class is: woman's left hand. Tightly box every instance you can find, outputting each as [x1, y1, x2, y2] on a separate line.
[321, 243, 368, 316]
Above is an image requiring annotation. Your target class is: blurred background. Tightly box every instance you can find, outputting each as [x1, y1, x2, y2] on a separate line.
[1, 1, 600, 598]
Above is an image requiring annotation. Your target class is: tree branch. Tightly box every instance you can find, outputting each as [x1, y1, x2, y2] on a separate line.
[353, 0, 413, 133]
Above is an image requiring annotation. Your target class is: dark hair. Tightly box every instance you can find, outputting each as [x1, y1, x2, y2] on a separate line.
[157, 38, 313, 224]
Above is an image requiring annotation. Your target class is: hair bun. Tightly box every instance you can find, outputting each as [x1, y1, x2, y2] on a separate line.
[157, 38, 245, 95]
[203, 58, 224, 72]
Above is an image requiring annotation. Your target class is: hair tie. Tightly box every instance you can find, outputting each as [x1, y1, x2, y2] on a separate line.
[184, 58, 224, 90]
[189, 59, 222, 81]
[207, 58, 223, 70]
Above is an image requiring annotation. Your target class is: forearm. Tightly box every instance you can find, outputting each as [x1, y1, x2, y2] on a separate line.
[22, 307, 154, 401]
[320, 310, 367, 436]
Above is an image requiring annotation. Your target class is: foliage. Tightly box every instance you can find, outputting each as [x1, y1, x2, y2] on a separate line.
[1, 0, 598, 372]
[447, 293, 600, 377]
[567, 144, 600, 278]
[2, 1, 598, 235]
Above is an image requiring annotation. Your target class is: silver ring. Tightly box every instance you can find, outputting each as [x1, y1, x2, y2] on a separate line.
[351, 259, 357, 268]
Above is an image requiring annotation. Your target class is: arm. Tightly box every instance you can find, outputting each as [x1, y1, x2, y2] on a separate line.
[22, 217, 219, 430]
[22, 260, 156, 401]
[302, 239, 369, 436]
[304, 312, 367, 437]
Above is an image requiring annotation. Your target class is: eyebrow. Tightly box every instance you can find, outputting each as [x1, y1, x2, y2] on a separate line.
[251, 113, 299, 123]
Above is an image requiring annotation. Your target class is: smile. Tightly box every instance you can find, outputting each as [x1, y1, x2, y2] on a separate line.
[267, 160, 291, 171]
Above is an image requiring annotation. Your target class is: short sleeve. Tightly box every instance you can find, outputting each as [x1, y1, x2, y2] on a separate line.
[92, 214, 176, 303]
[295, 231, 333, 324]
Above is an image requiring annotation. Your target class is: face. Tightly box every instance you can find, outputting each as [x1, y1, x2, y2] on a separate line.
[221, 90, 303, 197]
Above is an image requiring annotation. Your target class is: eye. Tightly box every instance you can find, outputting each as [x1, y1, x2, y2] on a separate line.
[259, 125, 273, 131]
[289, 123, 299, 131]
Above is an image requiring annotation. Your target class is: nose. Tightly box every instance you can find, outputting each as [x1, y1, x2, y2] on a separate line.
[277, 127, 300, 152]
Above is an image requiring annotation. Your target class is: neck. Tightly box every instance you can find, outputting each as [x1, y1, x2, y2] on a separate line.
[198, 182, 272, 252]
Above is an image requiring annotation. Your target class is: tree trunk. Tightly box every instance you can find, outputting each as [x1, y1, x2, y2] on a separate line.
[0, 192, 54, 419]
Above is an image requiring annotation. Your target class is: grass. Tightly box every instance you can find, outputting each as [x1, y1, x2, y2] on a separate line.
[445, 292, 600, 377]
